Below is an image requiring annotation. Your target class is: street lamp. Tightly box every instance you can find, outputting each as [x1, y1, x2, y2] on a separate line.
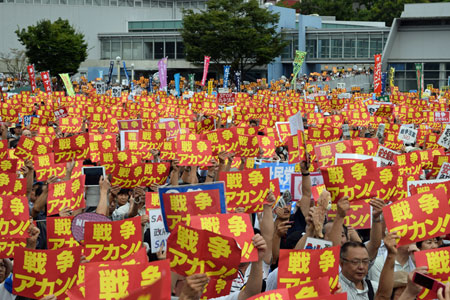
[131, 63, 135, 82]
[116, 56, 121, 84]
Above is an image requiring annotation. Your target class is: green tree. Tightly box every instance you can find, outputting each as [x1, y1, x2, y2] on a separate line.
[181, 0, 287, 79]
[16, 18, 88, 76]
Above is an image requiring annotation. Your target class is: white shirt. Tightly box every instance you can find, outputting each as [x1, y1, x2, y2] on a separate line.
[339, 272, 378, 300]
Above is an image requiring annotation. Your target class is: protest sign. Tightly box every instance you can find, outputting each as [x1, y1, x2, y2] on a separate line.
[47, 176, 86, 216]
[407, 179, 450, 197]
[158, 182, 227, 231]
[287, 276, 332, 299]
[437, 162, 450, 179]
[149, 209, 169, 253]
[291, 172, 324, 201]
[53, 133, 90, 163]
[377, 145, 399, 166]
[0, 195, 30, 238]
[190, 213, 258, 262]
[177, 139, 213, 166]
[14, 136, 49, 161]
[277, 246, 340, 290]
[398, 125, 418, 144]
[46, 216, 80, 250]
[260, 162, 296, 192]
[383, 188, 450, 246]
[304, 237, 333, 250]
[220, 168, 270, 213]
[145, 192, 160, 209]
[415, 246, 450, 300]
[434, 111, 450, 123]
[438, 124, 450, 149]
[248, 289, 291, 300]
[156, 119, 180, 139]
[84, 258, 171, 300]
[314, 140, 352, 167]
[0, 174, 26, 196]
[327, 200, 372, 230]
[167, 224, 240, 279]
[0, 238, 27, 259]
[110, 162, 170, 188]
[84, 217, 142, 262]
[13, 246, 81, 299]
[321, 159, 379, 202]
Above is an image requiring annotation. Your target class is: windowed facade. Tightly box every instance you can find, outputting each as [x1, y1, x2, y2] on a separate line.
[389, 62, 450, 91]
[100, 37, 185, 60]
[0, 0, 206, 8]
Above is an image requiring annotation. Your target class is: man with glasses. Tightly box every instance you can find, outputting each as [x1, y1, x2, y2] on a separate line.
[339, 241, 378, 300]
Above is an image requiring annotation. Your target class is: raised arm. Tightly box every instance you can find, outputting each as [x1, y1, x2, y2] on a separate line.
[375, 231, 399, 300]
[326, 196, 349, 247]
[95, 175, 111, 216]
[260, 191, 276, 265]
[366, 198, 384, 260]
[299, 158, 312, 218]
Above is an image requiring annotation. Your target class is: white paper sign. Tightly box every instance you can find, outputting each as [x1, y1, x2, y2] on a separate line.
[367, 105, 380, 116]
[335, 153, 382, 167]
[398, 125, 417, 144]
[304, 237, 332, 250]
[288, 110, 304, 134]
[376, 123, 385, 141]
[376, 146, 400, 167]
[111, 86, 122, 98]
[438, 124, 450, 149]
[407, 179, 450, 196]
[437, 162, 450, 179]
[342, 124, 350, 139]
[95, 82, 106, 95]
[149, 209, 170, 253]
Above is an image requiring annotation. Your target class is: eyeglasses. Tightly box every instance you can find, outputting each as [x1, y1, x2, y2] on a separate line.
[341, 257, 371, 266]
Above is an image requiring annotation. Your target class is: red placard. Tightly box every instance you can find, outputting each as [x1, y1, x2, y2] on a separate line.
[177, 139, 213, 166]
[350, 138, 379, 156]
[84, 259, 171, 300]
[0, 140, 7, 160]
[219, 168, 270, 213]
[275, 122, 291, 142]
[162, 189, 222, 231]
[235, 134, 260, 157]
[110, 162, 170, 188]
[84, 217, 142, 262]
[0, 159, 17, 174]
[116, 277, 171, 300]
[160, 140, 177, 160]
[217, 93, 235, 104]
[53, 107, 69, 121]
[285, 132, 306, 164]
[383, 188, 450, 246]
[248, 289, 291, 300]
[200, 277, 233, 300]
[394, 151, 422, 181]
[307, 127, 342, 143]
[47, 216, 80, 250]
[139, 129, 166, 152]
[0, 195, 30, 238]
[47, 176, 86, 216]
[286, 276, 332, 299]
[145, 192, 160, 209]
[167, 224, 240, 279]
[155, 119, 180, 139]
[53, 133, 90, 163]
[420, 148, 445, 170]
[257, 135, 276, 158]
[409, 180, 450, 197]
[315, 140, 352, 168]
[117, 119, 143, 131]
[13, 246, 81, 299]
[34, 153, 83, 182]
[190, 213, 258, 262]
[0, 238, 27, 258]
[327, 200, 372, 230]
[14, 136, 50, 161]
[321, 159, 379, 202]
[0, 175, 26, 196]
[89, 137, 116, 162]
[415, 246, 450, 300]
[277, 246, 340, 290]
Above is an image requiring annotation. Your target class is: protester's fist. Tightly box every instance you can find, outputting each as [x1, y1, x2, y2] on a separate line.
[300, 153, 311, 173]
[370, 198, 385, 220]
[438, 282, 450, 300]
[141, 215, 149, 225]
[59, 206, 72, 217]
[40, 295, 57, 300]
[275, 206, 290, 221]
[336, 196, 350, 218]
[276, 220, 292, 238]
[181, 273, 210, 299]
[46, 175, 59, 185]
[26, 221, 40, 249]
[227, 152, 236, 163]
[99, 176, 111, 192]
[150, 183, 160, 192]
[110, 185, 121, 196]
[171, 159, 180, 173]
[252, 234, 267, 261]
[133, 186, 145, 199]
[24, 159, 34, 170]
[384, 231, 399, 255]
[150, 149, 160, 158]
[218, 151, 228, 164]
[264, 190, 276, 208]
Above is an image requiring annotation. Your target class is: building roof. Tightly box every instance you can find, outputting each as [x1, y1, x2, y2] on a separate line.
[401, 2, 450, 19]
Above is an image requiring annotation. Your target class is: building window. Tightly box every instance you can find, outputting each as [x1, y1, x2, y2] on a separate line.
[318, 38, 330, 58]
[176, 41, 185, 59]
[331, 38, 342, 58]
[369, 36, 382, 57]
[143, 0, 149, 6]
[144, 39, 153, 59]
[306, 39, 317, 59]
[101, 40, 111, 59]
[166, 41, 175, 59]
[111, 40, 121, 59]
[356, 37, 368, 58]
[132, 38, 143, 59]
[154, 41, 164, 59]
[122, 39, 132, 60]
